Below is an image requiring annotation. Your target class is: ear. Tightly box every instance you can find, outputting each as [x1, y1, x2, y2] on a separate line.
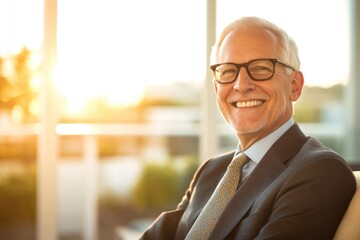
[290, 71, 304, 101]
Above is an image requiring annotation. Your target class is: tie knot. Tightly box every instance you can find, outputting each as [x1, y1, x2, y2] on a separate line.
[231, 153, 249, 169]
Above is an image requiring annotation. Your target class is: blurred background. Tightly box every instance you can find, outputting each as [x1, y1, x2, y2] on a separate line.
[0, 0, 359, 239]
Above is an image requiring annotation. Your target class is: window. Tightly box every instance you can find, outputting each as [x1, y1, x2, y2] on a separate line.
[0, 0, 358, 240]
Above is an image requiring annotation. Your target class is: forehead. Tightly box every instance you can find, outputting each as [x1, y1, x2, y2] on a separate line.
[218, 27, 281, 63]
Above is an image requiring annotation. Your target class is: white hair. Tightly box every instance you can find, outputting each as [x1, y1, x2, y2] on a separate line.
[210, 16, 300, 72]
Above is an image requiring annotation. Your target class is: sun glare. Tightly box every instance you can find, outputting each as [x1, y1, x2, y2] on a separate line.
[0, 0, 43, 56]
[54, 0, 206, 114]
[0, 0, 351, 115]
[54, 61, 145, 114]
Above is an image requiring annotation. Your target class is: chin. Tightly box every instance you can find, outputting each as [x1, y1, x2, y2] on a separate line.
[230, 121, 265, 136]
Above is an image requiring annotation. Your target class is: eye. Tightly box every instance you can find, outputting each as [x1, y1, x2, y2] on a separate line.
[248, 60, 275, 79]
[216, 64, 237, 78]
[220, 68, 237, 76]
[249, 65, 272, 74]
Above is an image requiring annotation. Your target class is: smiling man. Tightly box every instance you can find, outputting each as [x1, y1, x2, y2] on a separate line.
[139, 17, 356, 240]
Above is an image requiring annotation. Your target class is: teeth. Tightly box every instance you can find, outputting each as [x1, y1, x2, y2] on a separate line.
[236, 100, 263, 108]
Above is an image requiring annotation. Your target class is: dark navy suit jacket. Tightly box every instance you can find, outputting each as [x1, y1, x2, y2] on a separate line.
[139, 124, 356, 240]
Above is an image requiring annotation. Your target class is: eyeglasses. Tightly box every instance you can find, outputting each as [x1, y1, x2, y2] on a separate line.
[210, 58, 296, 84]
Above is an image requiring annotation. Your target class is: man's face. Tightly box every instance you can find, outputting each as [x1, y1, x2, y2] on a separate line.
[214, 28, 303, 149]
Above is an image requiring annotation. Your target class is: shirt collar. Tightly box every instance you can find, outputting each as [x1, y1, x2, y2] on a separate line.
[235, 118, 294, 163]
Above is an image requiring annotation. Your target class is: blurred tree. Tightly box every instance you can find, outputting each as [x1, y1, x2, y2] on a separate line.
[0, 48, 38, 123]
[294, 85, 344, 123]
[132, 163, 180, 210]
[132, 158, 198, 211]
[0, 169, 36, 240]
[0, 57, 14, 111]
[0, 170, 36, 225]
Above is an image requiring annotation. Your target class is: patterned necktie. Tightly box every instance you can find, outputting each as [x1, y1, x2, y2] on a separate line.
[185, 153, 249, 240]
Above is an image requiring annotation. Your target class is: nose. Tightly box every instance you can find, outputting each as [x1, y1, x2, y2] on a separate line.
[233, 68, 255, 91]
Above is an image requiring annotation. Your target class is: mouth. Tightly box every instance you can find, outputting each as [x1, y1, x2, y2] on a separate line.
[232, 100, 265, 108]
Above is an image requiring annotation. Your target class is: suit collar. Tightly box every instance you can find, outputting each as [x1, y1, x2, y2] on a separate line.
[209, 123, 308, 239]
[244, 118, 295, 164]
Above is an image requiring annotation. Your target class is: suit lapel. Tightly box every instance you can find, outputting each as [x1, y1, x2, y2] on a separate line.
[209, 123, 308, 240]
[175, 151, 235, 240]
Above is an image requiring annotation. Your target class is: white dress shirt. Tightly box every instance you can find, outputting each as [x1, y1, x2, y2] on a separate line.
[234, 118, 295, 181]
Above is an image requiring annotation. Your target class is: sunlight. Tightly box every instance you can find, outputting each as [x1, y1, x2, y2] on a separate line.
[0, 0, 351, 113]
[54, 61, 145, 113]
[0, 0, 43, 56]
[0, 0, 206, 113]
[54, 0, 205, 113]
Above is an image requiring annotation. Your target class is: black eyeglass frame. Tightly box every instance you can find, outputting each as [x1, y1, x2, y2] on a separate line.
[210, 58, 296, 84]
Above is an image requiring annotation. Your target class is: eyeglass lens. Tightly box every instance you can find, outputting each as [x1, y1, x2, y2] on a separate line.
[214, 59, 275, 83]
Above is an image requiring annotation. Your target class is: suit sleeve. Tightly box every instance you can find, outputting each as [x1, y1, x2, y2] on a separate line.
[138, 209, 185, 240]
[254, 157, 356, 240]
[138, 182, 194, 240]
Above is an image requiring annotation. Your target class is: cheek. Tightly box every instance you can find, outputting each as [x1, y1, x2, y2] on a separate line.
[215, 86, 231, 102]
[216, 93, 229, 115]
[215, 88, 233, 119]
[272, 87, 294, 118]
[274, 91, 291, 111]
[267, 84, 292, 114]
[275, 80, 293, 102]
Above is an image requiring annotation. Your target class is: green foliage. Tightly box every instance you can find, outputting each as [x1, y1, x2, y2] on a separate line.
[0, 168, 36, 226]
[294, 85, 343, 123]
[132, 163, 179, 210]
[132, 158, 198, 211]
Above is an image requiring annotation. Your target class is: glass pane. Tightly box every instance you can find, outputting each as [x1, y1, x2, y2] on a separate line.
[56, 0, 206, 239]
[56, 0, 206, 122]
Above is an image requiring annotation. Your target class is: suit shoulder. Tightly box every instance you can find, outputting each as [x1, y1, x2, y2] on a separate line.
[301, 137, 346, 162]
[202, 151, 235, 168]
[291, 137, 353, 178]
[192, 151, 235, 183]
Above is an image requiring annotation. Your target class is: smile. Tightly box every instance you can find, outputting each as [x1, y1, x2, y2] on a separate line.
[234, 100, 264, 108]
